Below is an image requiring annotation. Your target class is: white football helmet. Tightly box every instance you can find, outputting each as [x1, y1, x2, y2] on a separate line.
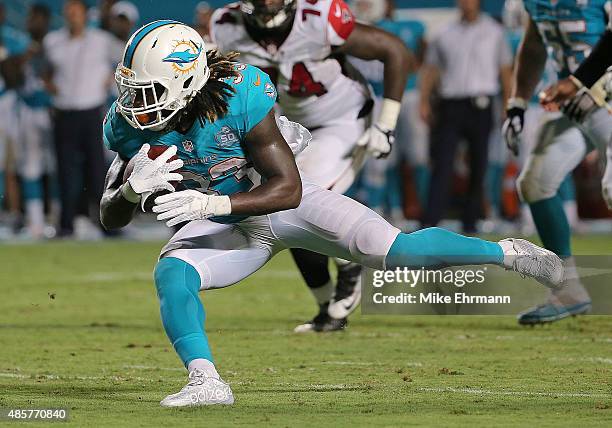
[351, 0, 386, 24]
[115, 20, 211, 130]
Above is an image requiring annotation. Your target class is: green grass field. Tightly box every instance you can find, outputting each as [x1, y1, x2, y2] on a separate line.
[0, 236, 611, 427]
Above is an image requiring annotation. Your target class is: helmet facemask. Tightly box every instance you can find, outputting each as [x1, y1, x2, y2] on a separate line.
[241, 0, 296, 29]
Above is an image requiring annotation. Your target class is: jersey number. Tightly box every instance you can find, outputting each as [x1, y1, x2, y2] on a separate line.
[287, 62, 327, 97]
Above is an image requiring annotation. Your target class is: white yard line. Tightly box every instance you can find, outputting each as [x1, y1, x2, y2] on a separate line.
[418, 387, 610, 398]
[123, 364, 185, 372]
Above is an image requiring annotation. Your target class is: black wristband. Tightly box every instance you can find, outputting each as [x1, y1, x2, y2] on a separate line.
[573, 29, 612, 88]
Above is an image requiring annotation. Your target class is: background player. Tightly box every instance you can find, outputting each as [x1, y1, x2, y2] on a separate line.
[502, 0, 612, 324]
[350, 0, 429, 223]
[101, 21, 563, 407]
[210, 0, 414, 332]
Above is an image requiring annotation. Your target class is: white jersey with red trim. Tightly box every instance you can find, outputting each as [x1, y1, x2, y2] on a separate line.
[210, 0, 370, 129]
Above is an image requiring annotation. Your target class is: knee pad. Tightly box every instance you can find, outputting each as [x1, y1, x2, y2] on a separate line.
[352, 218, 400, 269]
[516, 167, 558, 204]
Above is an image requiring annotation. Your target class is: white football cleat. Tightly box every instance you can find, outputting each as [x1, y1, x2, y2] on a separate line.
[160, 369, 234, 407]
[498, 238, 564, 288]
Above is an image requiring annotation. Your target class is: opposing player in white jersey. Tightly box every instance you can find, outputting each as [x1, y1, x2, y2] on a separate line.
[210, 0, 413, 332]
[502, 0, 612, 324]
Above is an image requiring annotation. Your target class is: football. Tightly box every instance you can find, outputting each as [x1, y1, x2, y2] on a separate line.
[123, 145, 181, 212]
[122, 144, 180, 184]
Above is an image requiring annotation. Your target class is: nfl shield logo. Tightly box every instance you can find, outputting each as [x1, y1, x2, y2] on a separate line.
[182, 140, 194, 152]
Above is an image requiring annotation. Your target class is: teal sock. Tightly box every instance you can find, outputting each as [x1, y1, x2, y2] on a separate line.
[385, 166, 403, 212]
[22, 178, 44, 201]
[486, 164, 503, 215]
[154, 257, 212, 367]
[386, 227, 503, 269]
[530, 196, 571, 257]
[414, 165, 430, 207]
[0, 171, 4, 204]
[558, 174, 576, 201]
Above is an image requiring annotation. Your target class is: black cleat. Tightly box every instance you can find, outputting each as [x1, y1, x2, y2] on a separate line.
[294, 302, 348, 333]
[328, 262, 362, 319]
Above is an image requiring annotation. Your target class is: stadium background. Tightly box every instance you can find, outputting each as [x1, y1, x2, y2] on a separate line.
[3, 0, 508, 28]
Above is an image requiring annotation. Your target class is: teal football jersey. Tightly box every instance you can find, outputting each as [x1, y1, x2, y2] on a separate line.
[104, 63, 277, 221]
[524, 0, 610, 78]
[372, 19, 426, 93]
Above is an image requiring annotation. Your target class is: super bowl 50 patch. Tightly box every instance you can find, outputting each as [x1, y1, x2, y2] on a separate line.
[215, 126, 239, 148]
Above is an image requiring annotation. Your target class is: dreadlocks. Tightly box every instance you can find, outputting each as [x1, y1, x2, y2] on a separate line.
[168, 50, 241, 131]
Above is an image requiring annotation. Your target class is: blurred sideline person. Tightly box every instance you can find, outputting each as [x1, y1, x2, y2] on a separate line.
[101, 21, 563, 406]
[350, 0, 429, 222]
[109, 1, 139, 42]
[502, 0, 612, 324]
[16, 3, 58, 239]
[210, 0, 413, 332]
[43, 0, 118, 237]
[193, 1, 214, 43]
[420, 0, 513, 233]
[0, 3, 29, 234]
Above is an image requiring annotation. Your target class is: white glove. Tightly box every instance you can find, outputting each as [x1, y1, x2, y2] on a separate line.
[353, 98, 401, 159]
[152, 190, 232, 227]
[122, 144, 184, 207]
[356, 124, 395, 159]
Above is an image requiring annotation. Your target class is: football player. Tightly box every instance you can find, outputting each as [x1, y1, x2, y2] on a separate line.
[502, 0, 612, 324]
[101, 21, 563, 406]
[209, 0, 414, 332]
[349, 0, 429, 221]
[539, 6, 612, 112]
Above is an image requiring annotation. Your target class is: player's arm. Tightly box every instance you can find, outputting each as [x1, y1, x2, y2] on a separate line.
[336, 23, 414, 158]
[502, 17, 547, 155]
[541, 30, 612, 107]
[152, 112, 302, 227]
[100, 155, 138, 230]
[337, 23, 414, 102]
[511, 17, 547, 102]
[418, 62, 439, 126]
[230, 110, 302, 215]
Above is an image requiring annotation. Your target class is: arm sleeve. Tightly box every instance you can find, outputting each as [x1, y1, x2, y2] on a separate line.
[572, 29, 612, 87]
[326, 0, 356, 46]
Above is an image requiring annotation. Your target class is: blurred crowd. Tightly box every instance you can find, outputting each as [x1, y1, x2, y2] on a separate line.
[0, 0, 608, 241]
[0, 0, 213, 240]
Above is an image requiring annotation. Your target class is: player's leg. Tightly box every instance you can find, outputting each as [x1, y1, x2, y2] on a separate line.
[154, 219, 274, 406]
[421, 100, 462, 227]
[463, 101, 493, 233]
[516, 116, 592, 324]
[18, 105, 46, 238]
[293, 119, 367, 331]
[272, 182, 563, 285]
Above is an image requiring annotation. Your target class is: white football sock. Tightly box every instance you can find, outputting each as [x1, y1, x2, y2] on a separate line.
[310, 280, 334, 305]
[188, 359, 220, 379]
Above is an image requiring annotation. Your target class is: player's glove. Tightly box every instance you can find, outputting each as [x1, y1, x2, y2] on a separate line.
[277, 115, 312, 156]
[152, 190, 232, 227]
[353, 98, 401, 159]
[121, 144, 184, 207]
[502, 98, 527, 156]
